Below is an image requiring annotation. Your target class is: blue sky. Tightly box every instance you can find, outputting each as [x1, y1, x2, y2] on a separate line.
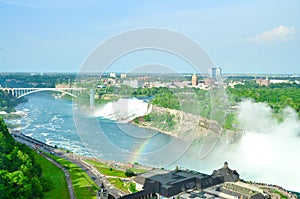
[0, 0, 299, 73]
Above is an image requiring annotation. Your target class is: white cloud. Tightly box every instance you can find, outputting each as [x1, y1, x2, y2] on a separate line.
[250, 25, 296, 43]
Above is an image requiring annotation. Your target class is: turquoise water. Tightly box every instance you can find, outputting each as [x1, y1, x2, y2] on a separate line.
[291, 191, 300, 198]
[14, 92, 181, 164]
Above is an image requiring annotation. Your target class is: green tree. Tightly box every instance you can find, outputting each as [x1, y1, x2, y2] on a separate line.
[0, 118, 44, 198]
[125, 169, 136, 177]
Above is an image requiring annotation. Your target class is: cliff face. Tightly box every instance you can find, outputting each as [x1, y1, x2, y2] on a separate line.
[132, 105, 222, 141]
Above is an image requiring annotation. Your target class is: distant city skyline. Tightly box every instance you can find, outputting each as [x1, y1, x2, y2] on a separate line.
[0, 0, 299, 74]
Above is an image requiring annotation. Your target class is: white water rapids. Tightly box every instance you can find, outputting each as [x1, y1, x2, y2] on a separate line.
[94, 98, 152, 123]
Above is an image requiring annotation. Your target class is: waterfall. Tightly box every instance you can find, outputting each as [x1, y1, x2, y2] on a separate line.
[94, 98, 151, 122]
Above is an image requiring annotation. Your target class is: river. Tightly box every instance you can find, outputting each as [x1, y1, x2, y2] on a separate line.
[13, 92, 187, 166]
[12, 92, 300, 192]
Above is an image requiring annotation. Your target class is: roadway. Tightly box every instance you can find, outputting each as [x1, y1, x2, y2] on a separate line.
[10, 130, 76, 199]
[9, 129, 126, 199]
[63, 153, 127, 198]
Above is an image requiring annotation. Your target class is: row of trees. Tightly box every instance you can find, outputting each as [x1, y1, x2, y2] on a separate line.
[227, 83, 300, 117]
[0, 73, 77, 112]
[96, 86, 221, 123]
[0, 118, 45, 198]
[0, 90, 26, 113]
[131, 84, 300, 130]
[0, 73, 77, 88]
[96, 83, 300, 130]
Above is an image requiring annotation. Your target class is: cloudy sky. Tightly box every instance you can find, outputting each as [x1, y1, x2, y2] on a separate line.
[0, 0, 299, 73]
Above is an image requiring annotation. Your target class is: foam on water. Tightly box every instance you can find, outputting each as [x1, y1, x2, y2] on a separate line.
[45, 138, 53, 146]
[25, 133, 33, 137]
[40, 132, 49, 137]
[94, 98, 152, 122]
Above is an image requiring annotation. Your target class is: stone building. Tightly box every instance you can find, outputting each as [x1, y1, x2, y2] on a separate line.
[256, 78, 270, 86]
[212, 161, 240, 182]
[192, 73, 198, 86]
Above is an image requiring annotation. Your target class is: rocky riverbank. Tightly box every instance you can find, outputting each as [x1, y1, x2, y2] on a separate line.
[130, 105, 226, 142]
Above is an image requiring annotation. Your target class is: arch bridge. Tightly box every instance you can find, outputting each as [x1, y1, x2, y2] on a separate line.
[0, 87, 86, 98]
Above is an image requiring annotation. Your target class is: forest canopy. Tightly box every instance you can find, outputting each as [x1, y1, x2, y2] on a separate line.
[0, 118, 44, 199]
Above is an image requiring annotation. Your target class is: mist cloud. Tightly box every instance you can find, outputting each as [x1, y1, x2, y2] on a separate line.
[232, 99, 300, 191]
[238, 99, 300, 136]
[183, 99, 300, 192]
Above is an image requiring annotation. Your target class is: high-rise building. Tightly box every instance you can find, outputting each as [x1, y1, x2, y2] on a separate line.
[120, 73, 127, 79]
[208, 67, 222, 81]
[192, 73, 198, 86]
[208, 67, 216, 79]
[216, 67, 222, 80]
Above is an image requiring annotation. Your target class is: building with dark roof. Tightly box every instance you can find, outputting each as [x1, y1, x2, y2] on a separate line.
[120, 162, 241, 199]
[212, 162, 240, 182]
[135, 168, 224, 198]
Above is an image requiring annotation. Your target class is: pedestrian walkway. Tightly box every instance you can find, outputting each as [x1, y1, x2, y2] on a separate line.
[42, 154, 76, 199]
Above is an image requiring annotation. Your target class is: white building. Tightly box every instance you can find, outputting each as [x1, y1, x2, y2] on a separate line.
[123, 79, 143, 88]
[109, 72, 116, 78]
[216, 67, 222, 80]
[120, 73, 127, 79]
[270, 79, 289, 84]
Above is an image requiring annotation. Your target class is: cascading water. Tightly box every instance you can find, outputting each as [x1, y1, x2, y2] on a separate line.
[94, 98, 152, 122]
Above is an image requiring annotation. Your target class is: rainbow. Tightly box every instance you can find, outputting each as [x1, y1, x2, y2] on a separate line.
[128, 139, 150, 163]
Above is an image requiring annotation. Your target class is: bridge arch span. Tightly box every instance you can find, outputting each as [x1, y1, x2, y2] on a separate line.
[17, 88, 77, 99]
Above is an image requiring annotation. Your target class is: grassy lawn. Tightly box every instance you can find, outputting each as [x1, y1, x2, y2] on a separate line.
[107, 178, 137, 194]
[32, 151, 69, 199]
[85, 159, 127, 178]
[47, 154, 98, 199]
[130, 167, 148, 174]
[273, 190, 288, 199]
